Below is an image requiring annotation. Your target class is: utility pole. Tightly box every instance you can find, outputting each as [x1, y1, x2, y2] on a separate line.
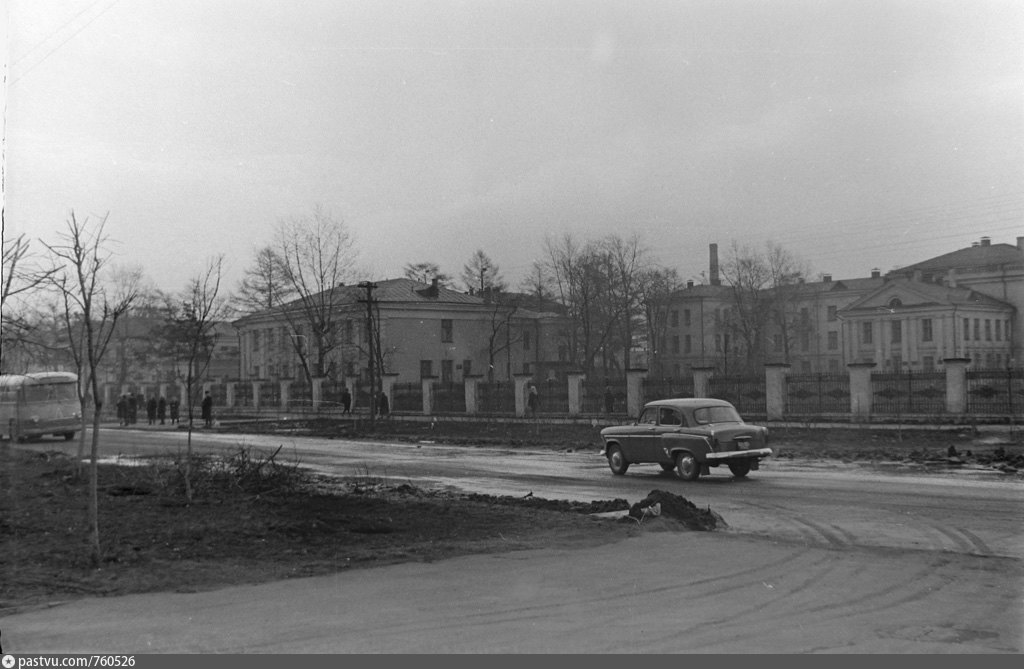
[358, 281, 378, 427]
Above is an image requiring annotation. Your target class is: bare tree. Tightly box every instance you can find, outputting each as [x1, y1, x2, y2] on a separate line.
[45, 212, 139, 566]
[274, 205, 359, 382]
[157, 256, 228, 502]
[720, 241, 810, 373]
[461, 249, 506, 294]
[403, 261, 452, 286]
[1, 232, 59, 371]
[637, 265, 683, 376]
[234, 246, 295, 314]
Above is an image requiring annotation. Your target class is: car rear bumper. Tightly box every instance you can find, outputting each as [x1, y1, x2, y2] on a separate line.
[705, 448, 772, 462]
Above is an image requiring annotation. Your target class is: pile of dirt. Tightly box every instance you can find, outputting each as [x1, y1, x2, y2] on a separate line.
[626, 490, 722, 531]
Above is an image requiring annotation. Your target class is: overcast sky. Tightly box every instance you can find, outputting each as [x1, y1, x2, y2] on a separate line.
[4, 0, 1023, 294]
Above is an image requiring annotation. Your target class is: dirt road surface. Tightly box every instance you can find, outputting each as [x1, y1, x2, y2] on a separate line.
[3, 529, 1020, 653]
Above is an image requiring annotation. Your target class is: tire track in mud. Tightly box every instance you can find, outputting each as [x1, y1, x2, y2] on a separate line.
[731, 500, 998, 557]
[242, 539, 831, 652]
[646, 559, 952, 652]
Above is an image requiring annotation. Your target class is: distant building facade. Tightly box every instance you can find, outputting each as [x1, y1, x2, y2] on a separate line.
[654, 236, 1023, 376]
[231, 278, 571, 384]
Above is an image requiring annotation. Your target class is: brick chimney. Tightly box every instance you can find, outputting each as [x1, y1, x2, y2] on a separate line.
[980, 236, 991, 246]
[1017, 236, 1023, 251]
[822, 274, 832, 283]
[709, 243, 720, 286]
[871, 268, 881, 279]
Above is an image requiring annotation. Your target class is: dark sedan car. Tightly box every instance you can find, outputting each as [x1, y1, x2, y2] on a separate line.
[599, 398, 771, 480]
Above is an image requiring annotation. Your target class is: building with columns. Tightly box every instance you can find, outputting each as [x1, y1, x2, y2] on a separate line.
[654, 236, 1023, 376]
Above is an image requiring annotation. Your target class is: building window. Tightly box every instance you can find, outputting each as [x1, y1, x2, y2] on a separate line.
[973, 319, 980, 341]
[891, 321, 902, 344]
[441, 319, 453, 343]
[996, 320, 1002, 341]
[462, 359, 472, 377]
[801, 332, 810, 352]
[523, 329, 531, 351]
[828, 358, 840, 374]
[800, 360, 812, 373]
[827, 305, 837, 322]
[672, 335, 680, 354]
[522, 362, 530, 374]
[921, 319, 933, 342]
[862, 322, 873, 345]
[964, 318, 970, 342]
[684, 334, 692, 354]
[773, 334, 783, 352]
[828, 331, 838, 350]
[252, 330, 260, 351]
[800, 308, 809, 325]
[714, 334, 722, 352]
[670, 310, 679, 327]
[345, 319, 354, 345]
[683, 309, 691, 326]
[345, 362, 356, 377]
[420, 360, 433, 378]
[441, 359, 453, 383]
[985, 319, 992, 341]
[922, 356, 934, 371]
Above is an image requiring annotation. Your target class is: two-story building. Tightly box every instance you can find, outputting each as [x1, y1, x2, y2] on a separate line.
[231, 278, 571, 384]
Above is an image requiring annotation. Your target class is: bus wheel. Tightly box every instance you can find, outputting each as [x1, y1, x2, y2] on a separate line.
[63, 432, 75, 441]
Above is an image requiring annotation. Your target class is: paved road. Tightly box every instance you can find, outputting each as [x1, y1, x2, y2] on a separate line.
[3, 427, 1022, 653]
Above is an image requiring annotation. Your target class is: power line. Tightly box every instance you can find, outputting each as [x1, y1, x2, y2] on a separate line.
[10, 0, 121, 87]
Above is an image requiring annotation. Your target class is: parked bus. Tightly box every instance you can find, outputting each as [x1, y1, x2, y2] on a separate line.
[0, 372, 81, 441]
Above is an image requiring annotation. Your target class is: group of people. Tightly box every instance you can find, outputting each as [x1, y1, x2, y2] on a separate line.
[116, 393, 179, 426]
[334, 386, 389, 418]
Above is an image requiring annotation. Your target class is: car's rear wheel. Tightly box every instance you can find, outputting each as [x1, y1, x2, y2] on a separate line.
[676, 452, 700, 481]
[606, 445, 629, 475]
[728, 461, 751, 478]
[63, 432, 75, 441]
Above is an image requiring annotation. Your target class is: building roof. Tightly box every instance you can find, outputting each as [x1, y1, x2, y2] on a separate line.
[891, 241, 1023, 275]
[232, 278, 566, 325]
[840, 277, 1013, 314]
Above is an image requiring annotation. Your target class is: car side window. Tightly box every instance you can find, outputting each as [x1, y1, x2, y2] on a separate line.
[638, 408, 658, 425]
[659, 408, 682, 426]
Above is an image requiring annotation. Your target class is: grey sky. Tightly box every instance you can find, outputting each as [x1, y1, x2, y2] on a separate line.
[4, 0, 1022, 293]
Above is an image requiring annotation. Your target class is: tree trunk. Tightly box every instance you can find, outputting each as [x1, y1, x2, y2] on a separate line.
[88, 406, 103, 566]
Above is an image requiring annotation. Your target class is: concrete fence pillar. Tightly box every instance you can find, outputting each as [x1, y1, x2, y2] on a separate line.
[464, 376, 480, 415]
[279, 380, 290, 410]
[251, 381, 262, 410]
[692, 366, 715, 398]
[943, 358, 971, 414]
[311, 377, 323, 409]
[567, 372, 585, 417]
[513, 375, 532, 417]
[226, 382, 236, 408]
[764, 363, 790, 421]
[625, 369, 648, 419]
[847, 362, 877, 422]
[420, 377, 433, 415]
[381, 374, 400, 414]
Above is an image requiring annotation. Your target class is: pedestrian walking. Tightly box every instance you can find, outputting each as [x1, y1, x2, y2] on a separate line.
[604, 385, 615, 414]
[128, 394, 138, 425]
[169, 397, 180, 424]
[378, 391, 390, 418]
[146, 396, 157, 425]
[340, 386, 352, 414]
[201, 391, 213, 428]
[157, 396, 167, 425]
[527, 384, 539, 418]
[116, 395, 127, 426]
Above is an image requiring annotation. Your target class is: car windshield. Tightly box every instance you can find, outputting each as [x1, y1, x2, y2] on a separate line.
[692, 405, 742, 425]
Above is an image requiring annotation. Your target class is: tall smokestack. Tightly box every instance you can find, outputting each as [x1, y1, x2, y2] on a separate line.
[709, 243, 720, 286]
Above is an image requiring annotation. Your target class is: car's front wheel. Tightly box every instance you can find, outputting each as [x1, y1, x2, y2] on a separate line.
[728, 461, 751, 478]
[676, 452, 700, 481]
[606, 445, 629, 475]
